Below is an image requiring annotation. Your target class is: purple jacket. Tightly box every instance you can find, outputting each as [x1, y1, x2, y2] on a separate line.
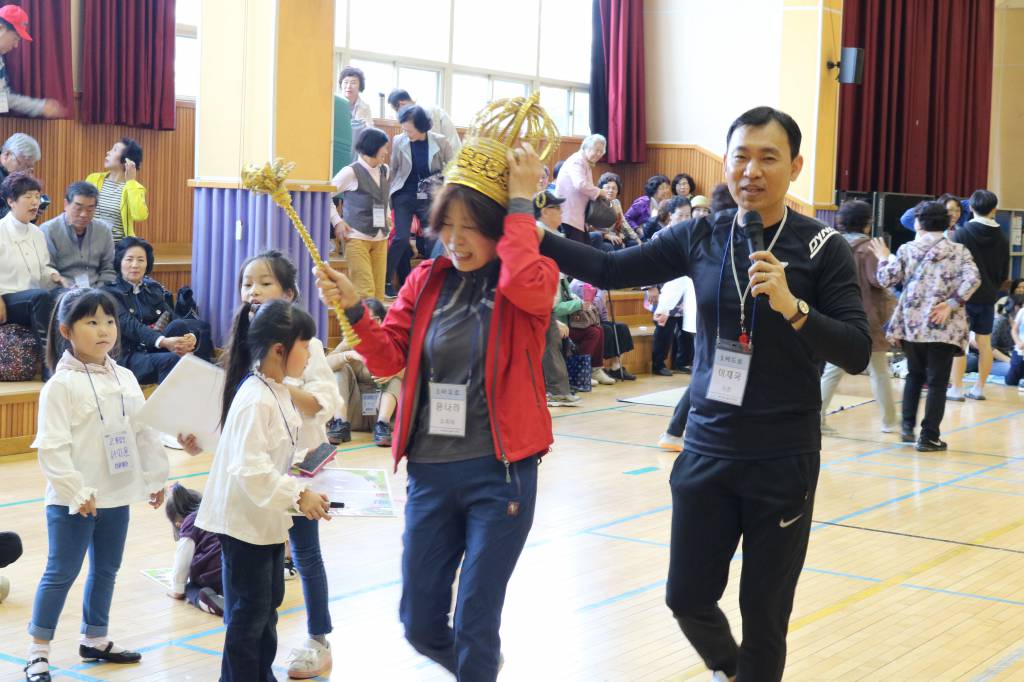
[876, 233, 980, 352]
[624, 195, 655, 231]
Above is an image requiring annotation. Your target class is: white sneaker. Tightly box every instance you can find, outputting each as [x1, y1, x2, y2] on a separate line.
[284, 558, 298, 581]
[711, 672, 732, 682]
[547, 395, 580, 407]
[821, 421, 838, 435]
[566, 394, 582, 403]
[0, 575, 9, 603]
[592, 368, 615, 385]
[657, 433, 683, 452]
[591, 378, 598, 387]
[160, 432, 184, 450]
[286, 639, 332, 679]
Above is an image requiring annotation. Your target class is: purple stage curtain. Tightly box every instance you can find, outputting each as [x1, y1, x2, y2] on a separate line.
[191, 188, 332, 346]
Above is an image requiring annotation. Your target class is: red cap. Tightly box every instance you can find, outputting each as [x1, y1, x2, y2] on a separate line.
[0, 5, 32, 42]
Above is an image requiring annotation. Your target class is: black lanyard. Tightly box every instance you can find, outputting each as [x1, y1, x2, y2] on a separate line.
[83, 361, 126, 425]
[248, 373, 297, 447]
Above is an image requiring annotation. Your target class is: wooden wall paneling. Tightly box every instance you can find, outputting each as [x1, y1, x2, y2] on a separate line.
[0, 99, 197, 256]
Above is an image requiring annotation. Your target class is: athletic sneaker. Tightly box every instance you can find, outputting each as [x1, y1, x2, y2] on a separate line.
[326, 418, 351, 445]
[820, 421, 838, 435]
[373, 421, 392, 447]
[0, 575, 9, 603]
[946, 388, 966, 402]
[900, 431, 915, 443]
[197, 587, 224, 616]
[592, 368, 615, 385]
[711, 672, 732, 682]
[159, 432, 184, 450]
[657, 433, 683, 452]
[965, 388, 986, 400]
[284, 557, 299, 581]
[547, 394, 580, 407]
[916, 437, 948, 452]
[286, 639, 332, 679]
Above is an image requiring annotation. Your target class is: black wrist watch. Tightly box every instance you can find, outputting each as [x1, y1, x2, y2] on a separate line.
[787, 299, 810, 324]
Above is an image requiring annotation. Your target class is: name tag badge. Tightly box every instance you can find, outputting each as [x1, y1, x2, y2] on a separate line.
[428, 382, 467, 438]
[103, 428, 134, 475]
[74, 273, 90, 288]
[416, 191, 428, 201]
[706, 338, 752, 407]
[372, 205, 386, 229]
[361, 390, 381, 416]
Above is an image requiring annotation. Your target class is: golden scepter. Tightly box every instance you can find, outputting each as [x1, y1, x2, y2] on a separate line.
[241, 158, 360, 346]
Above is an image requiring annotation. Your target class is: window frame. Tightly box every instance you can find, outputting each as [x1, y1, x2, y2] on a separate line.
[174, 21, 199, 102]
[332, 0, 590, 134]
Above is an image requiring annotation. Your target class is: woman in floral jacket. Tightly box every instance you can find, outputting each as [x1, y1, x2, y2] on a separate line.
[873, 200, 980, 452]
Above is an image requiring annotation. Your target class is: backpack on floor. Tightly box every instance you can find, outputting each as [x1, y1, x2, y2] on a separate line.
[0, 323, 41, 381]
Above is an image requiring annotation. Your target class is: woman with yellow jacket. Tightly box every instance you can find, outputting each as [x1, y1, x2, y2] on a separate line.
[86, 138, 148, 241]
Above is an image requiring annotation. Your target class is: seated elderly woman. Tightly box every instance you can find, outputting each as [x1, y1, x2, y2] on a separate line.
[104, 237, 213, 384]
[0, 172, 61, 373]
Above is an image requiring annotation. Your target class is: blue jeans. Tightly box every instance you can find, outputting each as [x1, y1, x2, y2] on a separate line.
[29, 505, 130, 641]
[219, 534, 284, 682]
[400, 455, 539, 682]
[288, 515, 332, 636]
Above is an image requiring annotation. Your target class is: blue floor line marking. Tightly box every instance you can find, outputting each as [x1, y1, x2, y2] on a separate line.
[624, 466, 659, 475]
[0, 652, 106, 682]
[899, 583, 1024, 607]
[949, 484, 1024, 498]
[552, 431, 664, 450]
[0, 496, 45, 508]
[836, 459, 971, 476]
[172, 641, 222, 657]
[587, 530, 671, 548]
[972, 642, 1024, 680]
[802, 566, 882, 583]
[825, 468, 937, 485]
[583, 504, 673, 533]
[577, 579, 665, 612]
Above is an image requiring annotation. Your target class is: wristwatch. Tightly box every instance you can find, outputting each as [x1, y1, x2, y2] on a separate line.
[787, 299, 810, 324]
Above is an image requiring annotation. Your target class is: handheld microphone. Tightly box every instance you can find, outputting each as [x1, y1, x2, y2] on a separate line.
[741, 211, 765, 255]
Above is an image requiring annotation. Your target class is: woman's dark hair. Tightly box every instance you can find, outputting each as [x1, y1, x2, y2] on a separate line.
[710, 183, 737, 212]
[672, 173, 696, 196]
[114, 236, 155, 277]
[119, 137, 143, 169]
[387, 88, 412, 109]
[969, 189, 998, 217]
[597, 172, 622, 193]
[46, 288, 121, 371]
[836, 199, 873, 233]
[237, 250, 299, 301]
[398, 104, 433, 133]
[221, 299, 317, 428]
[914, 200, 951, 232]
[364, 297, 387, 321]
[937, 192, 960, 207]
[65, 181, 99, 203]
[644, 174, 670, 198]
[354, 128, 389, 157]
[165, 483, 202, 540]
[428, 183, 506, 242]
[338, 66, 365, 91]
[1, 170, 42, 203]
[726, 106, 802, 160]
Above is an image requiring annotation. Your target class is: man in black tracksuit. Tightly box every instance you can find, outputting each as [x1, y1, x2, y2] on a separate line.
[538, 107, 870, 681]
[948, 189, 1010, 400]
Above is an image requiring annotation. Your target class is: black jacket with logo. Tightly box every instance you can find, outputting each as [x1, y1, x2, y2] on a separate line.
[953, 219, 1009, 305]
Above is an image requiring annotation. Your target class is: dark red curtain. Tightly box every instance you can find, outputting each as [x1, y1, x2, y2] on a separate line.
[0, 0, 73, 116]
[590, 0, 646, 164]
[836, 0, 994, 196]
[81, 0, 175, 130]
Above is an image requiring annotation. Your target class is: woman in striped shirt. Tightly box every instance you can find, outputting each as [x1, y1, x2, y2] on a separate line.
[86, 138, 148, 241]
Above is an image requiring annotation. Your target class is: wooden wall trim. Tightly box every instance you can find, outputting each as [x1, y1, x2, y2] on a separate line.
[187, 180, 337, 192]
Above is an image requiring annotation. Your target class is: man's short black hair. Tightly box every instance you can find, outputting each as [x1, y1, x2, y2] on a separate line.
[0, 19, 13, 33]
[726, 106, 802, 160]
[119, 137, 143, 169]
[914, 200, 950, 232]
[836, 199, 873, 233]
[387, 89, 412, 109]
[398, 104, 433, 133]
[339, 66, 365, 91]
[354, 128, 389, 158]
[65, 181, 99, 204]
[969, 189, 998, 217]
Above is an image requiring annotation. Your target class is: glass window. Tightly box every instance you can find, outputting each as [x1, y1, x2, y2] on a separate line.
[334, 0, 347, 48]
[174, 35, 200, 98]
[572, 89, 591, 137]
[492, 79, 528, 102]
[347, 58, 395, 112]
[175, 0, 201, 27]
[397, 67, 441, 115]
[450, 73, 489, 126]
[350, 0, 451, 62]
[538, 0, 591, 84]
[539, 86, 570, 136]
[451, 0, 540, 76]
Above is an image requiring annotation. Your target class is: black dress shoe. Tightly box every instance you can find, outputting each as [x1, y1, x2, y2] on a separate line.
[653, 367, 673, 377]
[79, 642, 141, 664]
[24, 658, 50, 682]
[607, 367, 637, 381]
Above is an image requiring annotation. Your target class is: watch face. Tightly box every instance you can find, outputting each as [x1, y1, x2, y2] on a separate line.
[798, 300, 810, 315]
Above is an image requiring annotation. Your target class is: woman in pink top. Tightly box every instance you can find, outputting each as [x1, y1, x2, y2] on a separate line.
[553, 134, 606, 244]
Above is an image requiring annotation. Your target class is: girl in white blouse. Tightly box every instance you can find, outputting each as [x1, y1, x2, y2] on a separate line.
[195, 298, 331, 682]
[24, 288, 168, 682]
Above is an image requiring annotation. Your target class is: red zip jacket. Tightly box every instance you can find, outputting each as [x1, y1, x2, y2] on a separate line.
[350, 212, 559, 470]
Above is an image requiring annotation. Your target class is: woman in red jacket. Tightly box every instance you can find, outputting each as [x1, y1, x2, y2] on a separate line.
[317, 123, 557, 680]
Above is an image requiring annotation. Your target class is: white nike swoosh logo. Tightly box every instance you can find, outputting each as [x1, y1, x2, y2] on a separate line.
[779, 514, 803, 528]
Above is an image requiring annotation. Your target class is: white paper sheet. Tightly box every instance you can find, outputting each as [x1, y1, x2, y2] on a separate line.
[135, 354, 225, 453]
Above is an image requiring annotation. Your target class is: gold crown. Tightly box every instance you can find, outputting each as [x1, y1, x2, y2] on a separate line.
[445, 91, 560, 206]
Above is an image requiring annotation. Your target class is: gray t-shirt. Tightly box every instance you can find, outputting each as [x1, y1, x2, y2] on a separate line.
[408, 260, 499, 463]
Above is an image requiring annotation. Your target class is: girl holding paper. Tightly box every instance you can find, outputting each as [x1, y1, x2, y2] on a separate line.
[24, 288, 168, 682]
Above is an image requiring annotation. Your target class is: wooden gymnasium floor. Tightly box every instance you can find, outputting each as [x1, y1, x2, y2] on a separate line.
[1, 372, 1023, 681]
